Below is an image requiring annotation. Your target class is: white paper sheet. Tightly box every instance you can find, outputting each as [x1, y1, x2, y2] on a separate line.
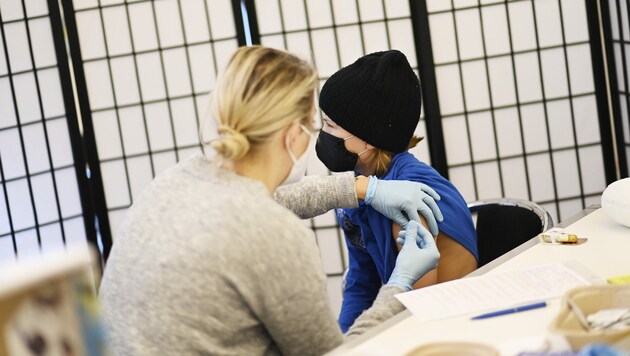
[395, 262, 603, 322]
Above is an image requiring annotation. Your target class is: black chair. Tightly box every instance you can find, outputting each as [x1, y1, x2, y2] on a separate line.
[468, 198, 554, 267]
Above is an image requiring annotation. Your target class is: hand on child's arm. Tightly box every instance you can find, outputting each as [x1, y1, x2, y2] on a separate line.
[363, 176, 444, 236]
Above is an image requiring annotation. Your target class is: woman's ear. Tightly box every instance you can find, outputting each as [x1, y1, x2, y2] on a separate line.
[281, 121, 302, 147]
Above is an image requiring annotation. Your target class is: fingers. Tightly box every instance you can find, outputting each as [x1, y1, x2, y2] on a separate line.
[417, 224, 436, 250]
[397, 227, 409, 247]
[400, 223, 427, 249]
[391, 212, 409, 229]
[405, 221, 420, 236]
[402, 196, 440, 236]
[419, 183, 441, 201]
[405, 207, 422, 227]
[417, 231, 427, 249]
[422, 195, 444, 223]
[418, 205, 439, 237]
[403, 233, 418, 248]
[398, 222, 432, 250]
[402, 221, 421, 248]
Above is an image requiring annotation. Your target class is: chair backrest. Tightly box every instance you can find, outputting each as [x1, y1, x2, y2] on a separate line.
[468, 198, 553, 267]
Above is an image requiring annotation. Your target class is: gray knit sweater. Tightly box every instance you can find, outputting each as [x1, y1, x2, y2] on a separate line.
[99, 153, 405, 355]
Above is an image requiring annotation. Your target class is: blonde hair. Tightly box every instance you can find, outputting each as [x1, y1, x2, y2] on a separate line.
[208, 46, 318, 161]
[368, 136, 424, 177]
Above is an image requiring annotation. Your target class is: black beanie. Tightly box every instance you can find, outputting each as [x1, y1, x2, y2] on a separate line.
[319, 50, 421, 153]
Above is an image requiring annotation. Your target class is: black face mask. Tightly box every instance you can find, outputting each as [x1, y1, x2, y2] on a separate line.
[315, 130, 358, 172]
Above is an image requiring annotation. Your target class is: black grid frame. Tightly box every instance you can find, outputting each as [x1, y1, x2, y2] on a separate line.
[414, 0, 612, 223]
[0, 0, 102, 263]
[604, 0, 630, 177]
[69, 0, 240, 247]
[587, 0, 628, 182]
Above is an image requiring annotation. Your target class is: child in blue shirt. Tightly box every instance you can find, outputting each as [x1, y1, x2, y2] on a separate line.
[315, 50, 478, 332]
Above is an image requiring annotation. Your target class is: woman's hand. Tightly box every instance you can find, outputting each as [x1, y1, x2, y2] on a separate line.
[387, 221, 440, 291]
[363, 176, 444, 236]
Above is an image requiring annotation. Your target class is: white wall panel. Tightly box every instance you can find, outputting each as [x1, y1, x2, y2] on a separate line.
[74, 0, 239, 246]
[429, 0, 606, 224]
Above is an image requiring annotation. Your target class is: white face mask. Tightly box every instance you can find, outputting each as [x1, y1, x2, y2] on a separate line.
[281, 125, 312, 186]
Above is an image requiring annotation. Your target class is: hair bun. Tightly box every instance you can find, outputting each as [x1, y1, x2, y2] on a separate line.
[211, 125, 251, 160]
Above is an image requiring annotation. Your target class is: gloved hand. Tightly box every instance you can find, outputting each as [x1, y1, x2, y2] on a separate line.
[387, 221, 440, 291]
[579, 343, 626, 356]
[364, 176, 444, 236]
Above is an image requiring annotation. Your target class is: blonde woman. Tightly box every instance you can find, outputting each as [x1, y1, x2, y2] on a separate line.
[99, 46, 440, 355]
[315, 50, 478, 332]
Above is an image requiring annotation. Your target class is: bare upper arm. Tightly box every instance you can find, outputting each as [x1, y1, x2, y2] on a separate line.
[391, 217, 478, 287]
[391, 217, 438, 288]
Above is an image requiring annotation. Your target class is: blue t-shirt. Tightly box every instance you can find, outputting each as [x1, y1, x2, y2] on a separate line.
[337, 152, 477, 332]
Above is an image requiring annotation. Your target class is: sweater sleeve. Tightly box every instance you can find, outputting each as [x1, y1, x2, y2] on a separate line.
[233, 216, 345, 356]
[273, 172, 359, 219]
[344, 285, 407, 339]
[233, 208, 407, 355]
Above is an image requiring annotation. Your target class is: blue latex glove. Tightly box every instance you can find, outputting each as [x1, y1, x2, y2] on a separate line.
[387, 221, 440, 291]
[579, 344, 626, 356]
[364, 176, 444, 236]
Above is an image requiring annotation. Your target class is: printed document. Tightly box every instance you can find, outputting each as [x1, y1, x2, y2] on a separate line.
[395, 261, 603, 322]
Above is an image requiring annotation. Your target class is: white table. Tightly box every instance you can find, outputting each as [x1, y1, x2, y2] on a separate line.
[328, 208, 630, 355]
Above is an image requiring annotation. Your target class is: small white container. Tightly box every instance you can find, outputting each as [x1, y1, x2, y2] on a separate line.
[601, 178, 630, 228]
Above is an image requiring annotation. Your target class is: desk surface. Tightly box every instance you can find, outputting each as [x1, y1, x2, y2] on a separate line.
[328, 207, 630, 355]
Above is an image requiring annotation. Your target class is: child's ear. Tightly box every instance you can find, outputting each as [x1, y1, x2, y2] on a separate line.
[365, 143, 375, 150]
